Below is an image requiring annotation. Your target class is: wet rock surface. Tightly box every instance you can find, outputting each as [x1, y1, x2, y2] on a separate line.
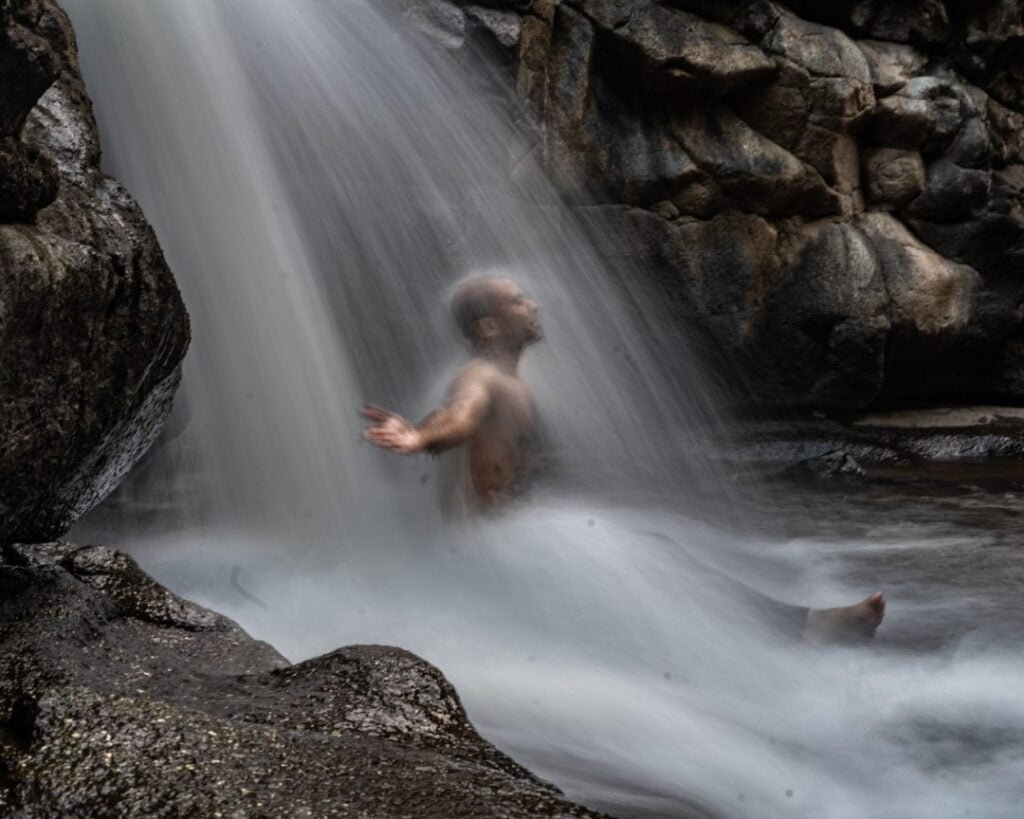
[401, 0, 1024, 413]
[0, 542, 608, 817]
[721, 407, 1024, 475]
[0, 1, 189, 544]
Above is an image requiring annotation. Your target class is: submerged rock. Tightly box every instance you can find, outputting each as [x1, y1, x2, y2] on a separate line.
[0, 542, 608, 817]
[0, 1, 189, 544]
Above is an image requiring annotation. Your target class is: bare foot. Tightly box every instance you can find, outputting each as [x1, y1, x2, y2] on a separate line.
[802, 592, 885, 645]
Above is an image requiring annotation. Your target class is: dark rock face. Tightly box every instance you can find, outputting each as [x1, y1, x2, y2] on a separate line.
[0, 1, 189, 543]
[403, 0, 1024, 412]
[0, 542, 608, 817]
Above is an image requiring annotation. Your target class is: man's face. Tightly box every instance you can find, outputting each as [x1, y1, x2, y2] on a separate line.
[490, 278, 542, 346]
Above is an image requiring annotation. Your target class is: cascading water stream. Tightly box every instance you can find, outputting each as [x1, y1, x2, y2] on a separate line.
[64, 2, 1024, 817]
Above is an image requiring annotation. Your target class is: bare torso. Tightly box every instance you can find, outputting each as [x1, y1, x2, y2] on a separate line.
[460, 359, 536, 507]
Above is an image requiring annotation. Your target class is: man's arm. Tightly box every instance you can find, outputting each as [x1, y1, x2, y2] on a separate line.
[361, 370, 490, 455]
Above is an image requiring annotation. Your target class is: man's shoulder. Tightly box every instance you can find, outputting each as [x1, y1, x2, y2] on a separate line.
[449, 359, 502, 396]
[458, 358, 502, 380]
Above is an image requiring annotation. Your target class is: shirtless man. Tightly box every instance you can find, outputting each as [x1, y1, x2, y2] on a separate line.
[361, 275, 540, 510]
[361, 274, 885, 643]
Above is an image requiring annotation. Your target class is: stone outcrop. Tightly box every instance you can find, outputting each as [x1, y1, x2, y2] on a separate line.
[402, 0, 1024, 411]
[0, 542, 606, 817]
[0, 1, 189, 543]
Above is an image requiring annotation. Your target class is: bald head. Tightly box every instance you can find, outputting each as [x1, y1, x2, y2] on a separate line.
[451, 275, 510, 345]
[450, 275, 541, 350]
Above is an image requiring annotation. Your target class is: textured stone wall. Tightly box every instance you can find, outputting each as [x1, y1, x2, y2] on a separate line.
[403, 0, 1024, 411]
[0, 1, 189, 543]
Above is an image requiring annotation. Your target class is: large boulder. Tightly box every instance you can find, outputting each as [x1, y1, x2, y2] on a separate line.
[0, 541, 607, 817]
[0, 1, 189, 543]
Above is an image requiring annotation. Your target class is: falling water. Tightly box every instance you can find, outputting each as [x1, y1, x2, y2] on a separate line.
[64, 1, 1024, 817]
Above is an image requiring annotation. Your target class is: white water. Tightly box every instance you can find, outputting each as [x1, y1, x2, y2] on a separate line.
[65, 2, 1024, 817]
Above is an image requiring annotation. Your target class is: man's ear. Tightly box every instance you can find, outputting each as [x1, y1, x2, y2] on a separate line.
[473, 316, 500, 341]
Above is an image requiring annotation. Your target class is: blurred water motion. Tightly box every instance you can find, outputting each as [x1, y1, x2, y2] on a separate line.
[64, 2, 1024, 817]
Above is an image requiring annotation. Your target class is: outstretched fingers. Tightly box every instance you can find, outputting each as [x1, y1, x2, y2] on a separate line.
[360, 403, 396, 423]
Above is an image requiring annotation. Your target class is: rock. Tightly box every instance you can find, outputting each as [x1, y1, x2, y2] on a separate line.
[651, 199, 680, 219]
[0, 2, 189, 544]
[904, 158, 991, 222]
[853, 405, 1024, 429]
[856, 39, 928, 95]
[773, 0, 951, 45]
[765, 10, 873, 87]
[847, 0, 951, 45]
[0, 137, 57, 220]
[985, 97, 1024, 166]
[863, 148, 925, 207]
[902, 76, 979, 157]
[860, 212, 980, 335]
[0, 5, 60, 136]
[730, 11, 873, 206]
[867, 94, 937, 149]
[904, 163, 1024, 296]
[784, 449, 866, 479]
[0, 542, 607, 817]
[568, 0, 777, 92]
[755, 220, 890, 408]
[466, 5, 521, 49]
[950, 0, 1024, 111]
[857, 212, 999, 397]
[671, 103, 839, 217]
[402, 0, 466, 49]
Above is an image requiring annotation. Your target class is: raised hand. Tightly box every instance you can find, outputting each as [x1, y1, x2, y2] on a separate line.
[360, 404, 423, 454]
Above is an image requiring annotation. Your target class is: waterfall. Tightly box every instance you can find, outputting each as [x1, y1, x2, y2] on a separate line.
[63, 2, 1024, 817]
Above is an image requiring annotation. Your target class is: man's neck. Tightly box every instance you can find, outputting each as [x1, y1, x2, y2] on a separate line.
[478, 344, 522, 375]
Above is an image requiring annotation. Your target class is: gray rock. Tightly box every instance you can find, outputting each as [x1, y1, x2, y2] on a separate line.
[784, 449, 866, 479]
[569, 0, 776, 92]
[904, 158, 992, 222]
[0, 1, 189, 544]
[671, 104, 839, 217]
[402, 0, 467, 49]
[774, 0, 951, 46]
[867, 94, 937, 148]
[0, 136, 57, 220]
[0, 542, 607, 818]
[856, 39, 928, 95]
[467, 5, 521, 48]
[862, 147, 926, 207]
[731, 12, 873, 205]
[755, 220, 890, 408]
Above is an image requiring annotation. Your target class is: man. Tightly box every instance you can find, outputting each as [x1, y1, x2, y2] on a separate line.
[361, 275, 885, 642]
[361, 275, 541, 511]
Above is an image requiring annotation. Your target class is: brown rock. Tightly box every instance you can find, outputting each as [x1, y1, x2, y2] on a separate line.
[671, 103, 840, 217]
[570, 0, 776, 92]
[859, 212, 980, 335]
[863, 148, 926, 207]
[856, 39, 928, 95]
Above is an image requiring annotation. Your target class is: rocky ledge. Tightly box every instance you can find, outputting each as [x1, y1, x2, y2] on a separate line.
[0, 542, 607, 817]
[718, 405, 1024, 480]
